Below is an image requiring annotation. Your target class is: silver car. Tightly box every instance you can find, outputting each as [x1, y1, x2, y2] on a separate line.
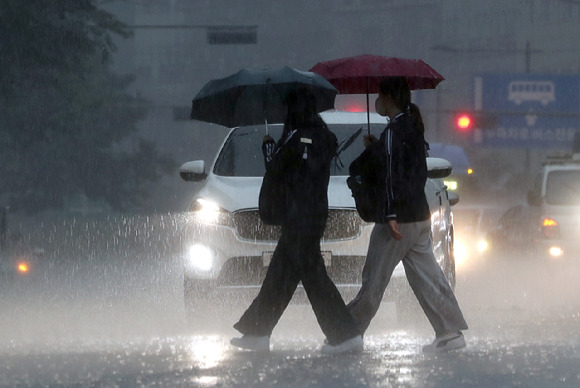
[180, 111, 456, 317]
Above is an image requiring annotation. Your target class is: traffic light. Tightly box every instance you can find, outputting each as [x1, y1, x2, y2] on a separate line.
[455, 112, 498, 131]
[456, 114, 472, 131]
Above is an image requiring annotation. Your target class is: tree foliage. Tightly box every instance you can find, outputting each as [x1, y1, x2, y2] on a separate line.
[0, 0, 174, 214]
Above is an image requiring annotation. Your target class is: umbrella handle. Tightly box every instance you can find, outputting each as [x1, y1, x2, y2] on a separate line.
[366, 92, 370, 135]
[366, 78, 371, 135]
[264, 79, 271, 135]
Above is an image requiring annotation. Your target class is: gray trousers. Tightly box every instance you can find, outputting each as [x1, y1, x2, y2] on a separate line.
[347, 220, 468, 336]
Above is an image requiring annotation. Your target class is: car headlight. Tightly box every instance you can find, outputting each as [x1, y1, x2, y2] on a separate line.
[548, 246, 563, 258]
[444, 179, 458, 191]
[186, 243, 214, 272]
[190, 198, 233, 226]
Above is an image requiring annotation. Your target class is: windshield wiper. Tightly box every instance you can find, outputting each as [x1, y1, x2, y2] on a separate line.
[333, 127, 363, 171]
[336, 126, 363, 157]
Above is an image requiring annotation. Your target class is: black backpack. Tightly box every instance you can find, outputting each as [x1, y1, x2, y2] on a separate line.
[346, 146, 386, 223]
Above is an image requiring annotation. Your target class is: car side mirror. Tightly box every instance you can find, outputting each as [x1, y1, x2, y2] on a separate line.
[426, 157, 453, 179]
[179, 160, 207, 182]
[527, 190, 541, 206]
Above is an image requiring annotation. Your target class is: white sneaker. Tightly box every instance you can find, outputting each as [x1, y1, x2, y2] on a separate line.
[321, 335, 364, 355]
[230, 335, 270, 351]
[422, 332, 466, 353]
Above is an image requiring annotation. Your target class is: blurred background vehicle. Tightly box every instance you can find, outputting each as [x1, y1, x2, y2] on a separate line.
[485, 152, 580, 261]
[451, 205, 500, 271]
[428, 143, 476, 198]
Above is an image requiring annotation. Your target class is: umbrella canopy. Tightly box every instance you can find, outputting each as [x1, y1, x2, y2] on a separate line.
[309, 54, 445, 93]
[310, 54, 444, 132]
[190, 66, 338, 128]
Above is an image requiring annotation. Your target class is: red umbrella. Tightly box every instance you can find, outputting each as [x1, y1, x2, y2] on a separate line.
[310, 54, 444, 132]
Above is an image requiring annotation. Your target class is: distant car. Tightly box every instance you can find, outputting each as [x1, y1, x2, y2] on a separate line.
[485, 154, 580, 260]
[451, 205, 500, 269]
[179, 111, 457, 318]
[428, 143, 476, 196]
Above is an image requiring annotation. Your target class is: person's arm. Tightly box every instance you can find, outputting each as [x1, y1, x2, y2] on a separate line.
[384, 128, 397, 223]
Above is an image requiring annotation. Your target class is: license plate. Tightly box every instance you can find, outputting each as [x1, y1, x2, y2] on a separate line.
[262, 251, 332, 267]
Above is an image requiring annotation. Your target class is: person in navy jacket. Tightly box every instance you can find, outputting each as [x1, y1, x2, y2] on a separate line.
[348, 77, 468, 353]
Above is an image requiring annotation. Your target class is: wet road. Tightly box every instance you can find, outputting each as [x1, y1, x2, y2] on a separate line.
[0, 218, 579, 387]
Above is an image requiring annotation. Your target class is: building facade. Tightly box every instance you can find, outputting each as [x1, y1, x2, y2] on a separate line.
[102, 0, 580, 210]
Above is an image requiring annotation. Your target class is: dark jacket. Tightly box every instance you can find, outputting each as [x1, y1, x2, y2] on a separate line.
[262, 122, 338, 234]
[360, 113, 430, 224]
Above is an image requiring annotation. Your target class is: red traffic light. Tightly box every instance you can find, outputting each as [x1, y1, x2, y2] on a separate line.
[456, 114, 472, 130]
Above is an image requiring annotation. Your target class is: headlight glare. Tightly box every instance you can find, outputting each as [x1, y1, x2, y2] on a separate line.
[454, 238, 467, 264]
[186, 244, 214, 272]
[548, 246, 563, 258]
[477, 239, 488, 253]
[191, 198, 232, 226]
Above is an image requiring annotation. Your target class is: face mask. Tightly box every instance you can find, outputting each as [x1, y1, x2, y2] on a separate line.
[375, 97, 387, 117]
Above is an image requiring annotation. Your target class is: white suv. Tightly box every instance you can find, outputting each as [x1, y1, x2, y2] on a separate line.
[526, 155, 580, 258]
[180, 111, 456, 315]
[485, 153, 580, 260]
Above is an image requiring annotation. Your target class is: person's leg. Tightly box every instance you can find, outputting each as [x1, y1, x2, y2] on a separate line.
[296, 233, 360, 345]
[347, 223, 413, 333]
[233, 231, 301, 336]
[402, 221, 468, 337]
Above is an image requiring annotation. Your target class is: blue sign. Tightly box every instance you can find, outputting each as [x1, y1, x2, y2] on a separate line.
[472, 74, 580, 149]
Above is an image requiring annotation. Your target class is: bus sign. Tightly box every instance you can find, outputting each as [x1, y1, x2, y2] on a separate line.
[507, 80, 555, 106]
[473, 74, 580, 149]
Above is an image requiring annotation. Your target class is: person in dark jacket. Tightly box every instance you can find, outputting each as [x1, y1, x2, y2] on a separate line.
[230, 88, 363, 354]
[347, 77, 468, 353]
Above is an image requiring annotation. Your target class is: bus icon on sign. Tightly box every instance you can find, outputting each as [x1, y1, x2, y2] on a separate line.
[508, 81, 555, 105]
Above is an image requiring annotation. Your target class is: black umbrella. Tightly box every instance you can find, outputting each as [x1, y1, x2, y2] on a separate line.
[190, 66, 338, 130]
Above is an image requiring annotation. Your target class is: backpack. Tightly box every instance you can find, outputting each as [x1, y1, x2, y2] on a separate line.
[346, 146, 386, 223]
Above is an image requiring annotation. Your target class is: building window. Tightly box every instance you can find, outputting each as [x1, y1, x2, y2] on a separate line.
[207, 26, 257, 45]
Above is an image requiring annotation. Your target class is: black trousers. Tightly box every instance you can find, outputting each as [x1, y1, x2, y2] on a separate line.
[233, 229, 360, 345]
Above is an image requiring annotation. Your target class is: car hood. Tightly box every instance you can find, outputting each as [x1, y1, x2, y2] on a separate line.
[196, 175, 356, 213]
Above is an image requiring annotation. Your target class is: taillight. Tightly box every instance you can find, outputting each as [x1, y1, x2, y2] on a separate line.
[541, 217, 560, 239]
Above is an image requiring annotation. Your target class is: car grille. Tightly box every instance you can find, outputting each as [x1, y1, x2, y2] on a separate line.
[216, 255, 366, 287]
[232, 209, 363, 242]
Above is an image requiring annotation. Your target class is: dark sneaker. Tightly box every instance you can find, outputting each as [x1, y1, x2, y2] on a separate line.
[422, 332, 466, 353]
[321, 335, 364, 355]
[230, 335, 270, 351]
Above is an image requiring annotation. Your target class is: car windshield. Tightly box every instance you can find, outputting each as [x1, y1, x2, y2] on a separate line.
[545, 170, 580, 205]
[213, 123, 386, 177]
